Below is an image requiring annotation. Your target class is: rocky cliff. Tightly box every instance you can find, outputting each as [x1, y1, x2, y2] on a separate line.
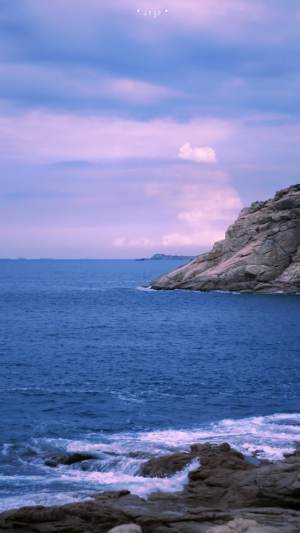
[146, 184, 300, 293]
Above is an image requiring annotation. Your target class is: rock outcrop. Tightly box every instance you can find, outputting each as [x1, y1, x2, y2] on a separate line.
[140, 451, 195, 478]
[146, 184, 300, 293]
[44, 452, 98, 467]
[2, 443, 300, 532]
[144, 442, 300, 511]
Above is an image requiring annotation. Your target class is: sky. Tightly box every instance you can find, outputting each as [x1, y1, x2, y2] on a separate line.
[0, 0, 299, 258]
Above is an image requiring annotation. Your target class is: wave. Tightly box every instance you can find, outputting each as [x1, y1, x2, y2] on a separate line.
[1, 413, 300, 512]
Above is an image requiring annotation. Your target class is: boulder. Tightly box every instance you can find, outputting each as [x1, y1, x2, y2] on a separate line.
[206, 517, 281, 532]
[45, 452, 98, 467]
[140, 451, 196, 478]
[108, 525, 142, 533]
[187, 443, 253, 482]
[146, 184, 300, 293]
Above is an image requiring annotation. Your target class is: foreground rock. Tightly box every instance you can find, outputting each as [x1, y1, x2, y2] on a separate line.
[1, 491, 297, 533]
[140, 451, 196, 477]
[206, 517, 281, 532]
[143, 442, 300, 510]
[44, 452, 98, 467]
[109, 526, 142, 533]
[146, 184, 300, 293]
[2, 443, 300, 532]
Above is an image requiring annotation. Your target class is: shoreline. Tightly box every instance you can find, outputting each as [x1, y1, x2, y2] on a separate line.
[1, 413, 300, 514]
[1, 442, 300, 532]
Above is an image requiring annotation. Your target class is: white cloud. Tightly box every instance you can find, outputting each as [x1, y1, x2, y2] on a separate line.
[178, 143, 217, 163]
[113, 237, 155, 247]
[111, 180, 242, 250]
[0, 63, 178, 106]
[104, 78, 179, 104]
[161, 233, 194, 246]
[112, 237, 126, 246]
[178, 186, 242, 224]
[161, 230, 225, 247]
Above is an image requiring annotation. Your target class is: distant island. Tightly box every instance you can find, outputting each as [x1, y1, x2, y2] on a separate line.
[136, 253, 196, 261]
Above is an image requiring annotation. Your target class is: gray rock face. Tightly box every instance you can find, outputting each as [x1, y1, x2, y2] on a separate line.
[180, 443, 300, 510]
[146, 184, 300, 293]
[144, 442, 300, 510]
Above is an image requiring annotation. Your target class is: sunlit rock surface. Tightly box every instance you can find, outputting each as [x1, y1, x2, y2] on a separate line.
[146, 184, 300, 293]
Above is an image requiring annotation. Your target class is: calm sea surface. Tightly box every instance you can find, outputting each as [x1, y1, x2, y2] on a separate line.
[0, 259, 300, 510]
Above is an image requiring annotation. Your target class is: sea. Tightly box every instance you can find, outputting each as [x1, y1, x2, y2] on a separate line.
[0, 259, 300, 512]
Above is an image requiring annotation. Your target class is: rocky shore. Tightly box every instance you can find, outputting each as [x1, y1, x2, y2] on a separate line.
[1, 442, 300, 532]
[146, 184, 300, 293]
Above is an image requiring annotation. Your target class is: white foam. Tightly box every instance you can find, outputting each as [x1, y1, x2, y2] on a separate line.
[2, 413, 300, 512]
[57, 457, 199, 498]
[64, 413, 300, 461]
[0, 491, 93, 513]
[132, 414, 300, 460]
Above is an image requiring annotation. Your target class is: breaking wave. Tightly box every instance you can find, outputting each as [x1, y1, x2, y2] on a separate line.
[1, 413, 300, 512]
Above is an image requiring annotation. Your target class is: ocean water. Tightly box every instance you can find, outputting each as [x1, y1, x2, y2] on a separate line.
[1, 259, 300, 512]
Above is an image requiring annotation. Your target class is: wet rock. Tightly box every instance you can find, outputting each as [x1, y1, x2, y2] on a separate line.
[44, 459, 60, 467]
[283, 450, 300, 458]
[146, 184, 300, 294]
[140, 451, 196, 478]
[219, 443, 230, 452]
[126, 451, 154, 459]
[2, 446, 300, 533]
[44, 452, 98, 467]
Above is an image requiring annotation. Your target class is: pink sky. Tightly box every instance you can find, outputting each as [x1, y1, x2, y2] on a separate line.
[0, 0, 299, 257]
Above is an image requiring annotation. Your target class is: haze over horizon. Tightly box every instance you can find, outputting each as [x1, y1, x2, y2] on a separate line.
[0, 0, 299, 259]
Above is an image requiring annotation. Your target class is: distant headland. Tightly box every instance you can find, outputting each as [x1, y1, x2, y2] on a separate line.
[146, 183, 300, 294]
[136, 253, 196, 261]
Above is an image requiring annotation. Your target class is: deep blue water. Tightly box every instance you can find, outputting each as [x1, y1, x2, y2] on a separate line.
[0, 259, 300, 510]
